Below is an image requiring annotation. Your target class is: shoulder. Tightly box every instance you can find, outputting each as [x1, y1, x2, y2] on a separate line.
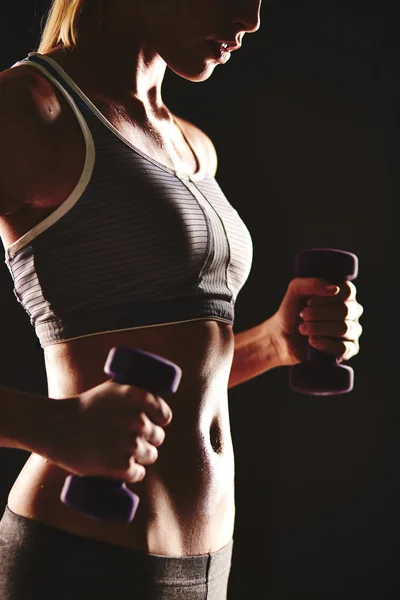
[0, 65, 61, 215]
[0, 64, 61, 120]
[173, 115, 218, 177]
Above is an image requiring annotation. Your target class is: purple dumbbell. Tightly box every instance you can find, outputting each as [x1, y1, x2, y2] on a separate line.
[60, 347, 182, 523]
[289, 248, 359, 396]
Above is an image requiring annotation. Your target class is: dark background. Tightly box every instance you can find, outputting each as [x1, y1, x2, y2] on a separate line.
[0, 1, 397, 598]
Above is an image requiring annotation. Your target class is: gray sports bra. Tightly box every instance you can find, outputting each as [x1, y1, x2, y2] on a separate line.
[5, 52, 253, 348]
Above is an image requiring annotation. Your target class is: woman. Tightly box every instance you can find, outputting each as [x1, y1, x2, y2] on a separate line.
[0, 0, 363, 598]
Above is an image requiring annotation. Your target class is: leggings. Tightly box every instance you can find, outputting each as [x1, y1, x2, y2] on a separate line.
[0, 506, 233, 600]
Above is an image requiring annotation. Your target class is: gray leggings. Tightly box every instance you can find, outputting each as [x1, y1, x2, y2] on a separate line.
[0, 506, 233, 599]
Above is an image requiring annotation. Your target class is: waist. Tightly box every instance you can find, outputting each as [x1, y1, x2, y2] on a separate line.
[43, 319, 234, 399]
[9, 320, 236, 554]
[8, 431, 235, 555]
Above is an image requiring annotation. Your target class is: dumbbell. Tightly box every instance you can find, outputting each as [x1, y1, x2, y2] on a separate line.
[60, 347, 182, 523]
[290, 248, 359, 396]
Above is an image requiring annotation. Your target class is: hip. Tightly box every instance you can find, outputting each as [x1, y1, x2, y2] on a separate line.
[7, 441, 236, 555]
[0, 505, 233, 600]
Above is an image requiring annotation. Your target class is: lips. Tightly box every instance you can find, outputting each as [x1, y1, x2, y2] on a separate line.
[214, 40, 242, 52]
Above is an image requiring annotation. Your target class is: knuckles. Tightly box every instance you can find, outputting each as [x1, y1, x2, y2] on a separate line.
[131, 413, 147, 433]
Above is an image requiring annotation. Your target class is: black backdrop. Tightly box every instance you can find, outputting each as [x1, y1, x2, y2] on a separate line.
[0, 1, 398, 598]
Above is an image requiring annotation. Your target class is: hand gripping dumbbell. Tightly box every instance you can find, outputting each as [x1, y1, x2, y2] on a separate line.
[290, 248, 359, 396]
[60, 347, 182, 523]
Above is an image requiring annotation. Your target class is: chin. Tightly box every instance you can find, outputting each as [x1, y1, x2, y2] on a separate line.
[168, 62, 218, 83]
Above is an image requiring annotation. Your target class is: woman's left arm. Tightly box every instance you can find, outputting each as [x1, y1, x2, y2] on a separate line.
[228, 277, 364, 389]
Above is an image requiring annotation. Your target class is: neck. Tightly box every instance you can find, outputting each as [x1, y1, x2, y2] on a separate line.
[43, 39, 169, 118]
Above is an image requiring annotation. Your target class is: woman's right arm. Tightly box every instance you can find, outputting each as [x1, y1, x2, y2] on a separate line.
[0, 385, 52, 451]
[0, 381, 172, 483]
[0, 71, 172, 482]
[0, 67, 57, 217]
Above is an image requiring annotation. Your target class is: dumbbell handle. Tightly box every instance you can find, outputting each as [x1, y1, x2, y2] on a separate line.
[290, 248, 359, 395]
[60, 347, 182, 522]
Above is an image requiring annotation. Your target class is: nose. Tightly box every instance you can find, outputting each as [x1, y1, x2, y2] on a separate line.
[232, 0, 261, 34]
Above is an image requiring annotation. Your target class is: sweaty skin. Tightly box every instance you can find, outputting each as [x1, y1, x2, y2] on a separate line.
[1, 0, 261, 554]
[8, 319, 237, 555]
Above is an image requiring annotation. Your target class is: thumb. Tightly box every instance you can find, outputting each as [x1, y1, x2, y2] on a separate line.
[274, 278, 340, 334]
[280, 277, 340, 316]
[290, 277, 340, 300]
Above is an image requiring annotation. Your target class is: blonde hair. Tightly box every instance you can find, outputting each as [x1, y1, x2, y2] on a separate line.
[37, 0, 106, 54]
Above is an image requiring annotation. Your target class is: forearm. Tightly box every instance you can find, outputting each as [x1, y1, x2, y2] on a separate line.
[228, 315, 283, 389]
[0, 384, 54, 452]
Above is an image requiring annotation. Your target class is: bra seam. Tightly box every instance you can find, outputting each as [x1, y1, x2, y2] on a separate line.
[183, 180, 234, 299]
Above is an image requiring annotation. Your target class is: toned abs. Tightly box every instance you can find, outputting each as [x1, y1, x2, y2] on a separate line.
[1, 59, 236, 556]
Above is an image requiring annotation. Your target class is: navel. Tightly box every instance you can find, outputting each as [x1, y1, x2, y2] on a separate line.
[209, 416, 224, 454]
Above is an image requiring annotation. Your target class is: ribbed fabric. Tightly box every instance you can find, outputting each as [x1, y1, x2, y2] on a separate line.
[4, 53, 253, 348]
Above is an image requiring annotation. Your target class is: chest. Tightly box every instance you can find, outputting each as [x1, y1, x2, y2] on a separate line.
[0, 90, 200, 250]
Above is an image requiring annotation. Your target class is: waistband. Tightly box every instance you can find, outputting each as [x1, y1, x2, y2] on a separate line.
[0, 506, 233, 586]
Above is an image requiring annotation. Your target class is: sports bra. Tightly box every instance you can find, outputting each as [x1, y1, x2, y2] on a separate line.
[4, 52, 253, 349]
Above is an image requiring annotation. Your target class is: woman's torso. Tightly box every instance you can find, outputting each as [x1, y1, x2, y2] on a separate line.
[0, 53, 236, 556]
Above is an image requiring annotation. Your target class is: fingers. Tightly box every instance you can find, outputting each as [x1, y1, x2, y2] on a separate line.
[305, 280, 358, 306]
[129, 412, 166, 447]
[69, 381, 174, 482]
[123, 462, 147, 484]
[113, 427, 162, 484]
[140, 392, 173, 426]
[308, 337, 359, 362]
[116, 385, 173, 426]
[298, 284, 363, 362]
[127, 435, 159, 466]
[300, 299, 364, 322]
[299, 318, 363, 340]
